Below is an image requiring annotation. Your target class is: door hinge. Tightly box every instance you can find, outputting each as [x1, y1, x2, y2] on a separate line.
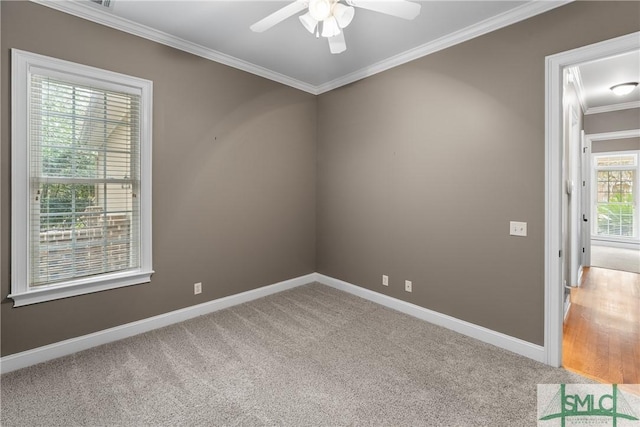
[582, 180, 586, 186]
[559, 250, 562, 258]
[582, 247, 585, 253]
[583, 147, 587, 153]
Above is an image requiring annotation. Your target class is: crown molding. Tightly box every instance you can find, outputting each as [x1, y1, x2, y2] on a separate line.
[567, 66, 588, 114]
[585, 128, 640, 141]
[31, 0, 572, 96]
[315, 0, 573, 94]
[585, 100, 640, 115]
[29, 0, 319, 95]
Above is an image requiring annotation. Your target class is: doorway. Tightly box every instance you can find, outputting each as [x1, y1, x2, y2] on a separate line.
[544, 32, 640, 368]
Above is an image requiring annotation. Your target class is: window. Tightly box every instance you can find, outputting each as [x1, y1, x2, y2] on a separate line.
[592, 152, 638, 240]
[10, 50, 153, 306]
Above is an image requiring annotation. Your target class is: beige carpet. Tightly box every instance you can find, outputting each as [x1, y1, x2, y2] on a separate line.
[591, 244, 640, 273]
[1, 283, 589, 426]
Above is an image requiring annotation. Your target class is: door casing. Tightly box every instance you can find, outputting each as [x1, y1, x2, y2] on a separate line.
[544, 32, 640, 367]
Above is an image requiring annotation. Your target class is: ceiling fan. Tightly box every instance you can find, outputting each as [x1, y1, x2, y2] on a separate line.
[250, 0, 421, 54]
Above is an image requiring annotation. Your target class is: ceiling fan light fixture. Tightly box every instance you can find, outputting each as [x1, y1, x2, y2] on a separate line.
[299, 12, 318, 34]
[610, 82, 638, 96]
[328, 32, 347, 54]
[309, 0, 333, 21]
[249, 0, 422, 54]
[321, 16, 341, 38]
[333, 3, 354, 28]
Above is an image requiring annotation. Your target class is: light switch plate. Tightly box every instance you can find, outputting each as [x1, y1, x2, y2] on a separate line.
[510, 221, 527, 237]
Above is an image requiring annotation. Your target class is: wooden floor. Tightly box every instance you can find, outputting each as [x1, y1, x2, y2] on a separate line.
[563, 267, 640, 391]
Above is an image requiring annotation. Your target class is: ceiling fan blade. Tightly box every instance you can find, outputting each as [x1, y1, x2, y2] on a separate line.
[350, 0, 421, 20]
[328, 31, 347, 54]
[250, 1, 308, 33]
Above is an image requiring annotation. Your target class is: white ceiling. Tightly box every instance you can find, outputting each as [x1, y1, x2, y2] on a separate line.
[575, 50, 640, 113]
[108, 0, 529, 86]
[38, 0, 570, 94]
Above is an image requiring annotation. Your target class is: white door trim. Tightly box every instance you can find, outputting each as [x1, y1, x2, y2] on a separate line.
[544, 32, 640, 367]
[581, 130, 591, 269]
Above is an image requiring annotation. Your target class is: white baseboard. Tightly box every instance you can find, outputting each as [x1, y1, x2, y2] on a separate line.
[2, 272, 548, 374]
[577, 265, 584, 288]
[314, 273, 546, 363]
[564, 299, 572, 321]
[0, 273, 315, 374]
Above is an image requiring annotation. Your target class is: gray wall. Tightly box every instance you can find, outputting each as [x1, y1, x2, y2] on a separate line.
[584, 108, 640, 134]
[1, 2, 317, 356]
[316, 1, 640, 345]
[593, 137, 640, 153]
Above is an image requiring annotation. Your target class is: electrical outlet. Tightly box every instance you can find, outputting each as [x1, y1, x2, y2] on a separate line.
[194, 282, 202, 295]
[382, 275, 389, 286]
[405, 280, 412, 293]
[509, 221, 527, 237]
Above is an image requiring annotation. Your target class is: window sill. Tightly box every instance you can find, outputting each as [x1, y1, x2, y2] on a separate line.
[8, 270, 154, 307]
[591, 236, 640, 246]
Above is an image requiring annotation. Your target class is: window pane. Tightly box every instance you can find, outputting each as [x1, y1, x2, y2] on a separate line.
[30, 75, 141, 287]
[39, 183, 95, 229]
[596, 203, 634, 237]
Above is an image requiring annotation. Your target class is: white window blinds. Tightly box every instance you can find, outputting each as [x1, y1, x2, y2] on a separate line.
[30, 76, 141, 286]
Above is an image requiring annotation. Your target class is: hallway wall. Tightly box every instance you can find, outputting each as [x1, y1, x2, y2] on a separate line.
[584, 108, 640, 134]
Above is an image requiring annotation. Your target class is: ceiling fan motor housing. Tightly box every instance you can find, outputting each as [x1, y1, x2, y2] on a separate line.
[309, 0, 333, 21]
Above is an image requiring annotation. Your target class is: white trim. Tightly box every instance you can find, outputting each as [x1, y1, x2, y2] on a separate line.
[0, 273, 317, 374]
[8, 271, 155, 307]
[315, 274, 545, 363]
[544, 32, 640, 368]
[581, 129, 591, 268]
[11, 50, 29, 307]
[585, 101, 640, 115]
[568, 66, 588, 114]
[577, 265, 584, 287]
[586, 129, 640, 142]
[563, 299, 571, 321]
[30, 0, 571, 95]
[545, 45, 564, 369]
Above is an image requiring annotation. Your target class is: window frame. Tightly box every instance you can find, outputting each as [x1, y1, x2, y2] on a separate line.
[10, 49, 153, 307]
[591, 150, 639, 242]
